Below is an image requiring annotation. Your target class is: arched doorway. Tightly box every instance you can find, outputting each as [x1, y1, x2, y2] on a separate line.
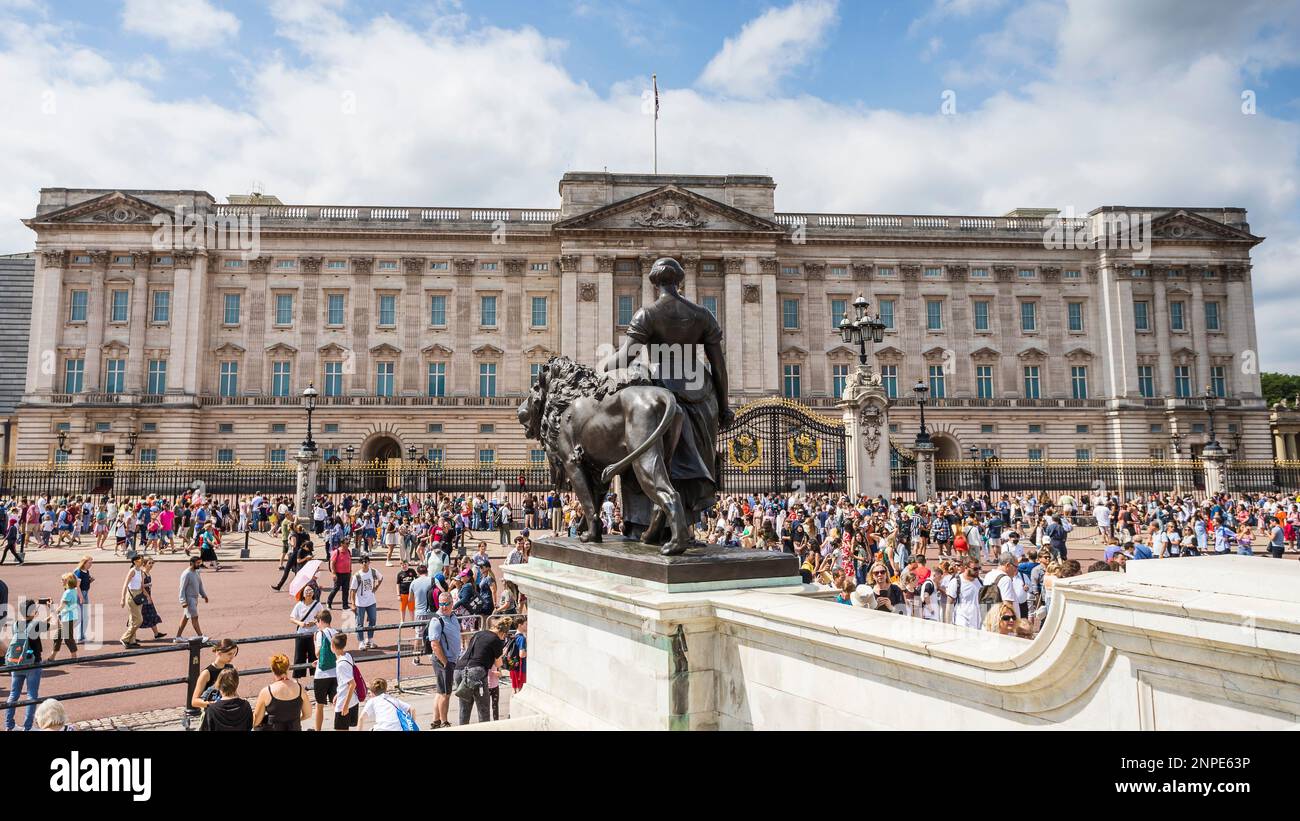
[361, 435, 402, 491]
[932, 433, 961, 463]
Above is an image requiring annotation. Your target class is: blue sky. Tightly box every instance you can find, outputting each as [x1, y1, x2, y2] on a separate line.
[5, 0, 1300, 370]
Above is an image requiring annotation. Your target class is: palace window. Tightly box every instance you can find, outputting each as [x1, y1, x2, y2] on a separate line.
[324, 362, 343, 397]
[831, 299, 846, 330]
[270, 449, 287, 463]
[481, 262, 498, 271]
[781, 265, 799, 276]
[924, 267, 942, 278]
[531, 296, 548, 327]
[925, 299, 942, 331]
[427, 423, 443, 434]
[782, 364, 801, 398]
[1063, 269, 1081, 279]
[428, 362, 446, 397]
[530, 262, 549, 272]
[110, 290, 129, 323]
[378, 260, 398, 271]
[1205, 301, 1220, 331]
[1170, 301, 1185, 331]
[479, 449, 496, 464]
[879, 299, 895, 330]
[430, 261, 449, 271]
[928, 364, 945, 399]
[1138, 365, 1155, 398]
[323, 293, 344, 326]
[375, 362, 395, 397]
[1018, 268, 1035, 279]
[1133, 301, 1150, 331]
[327, 260, 347, 270]
[617, 295, 634, 326]
[147, 359, 167, 395]
[976, 365, 993, 399]
[480, 295, 497, 327]
[1174, 365, 1192, 398]
[1023, 366, 1041, 399]
[530, 449, 546, 463]
[782, 299, 800, 330]
[970, 268, 989, 278]
[276, 259, 296, 269]
[271, 361, 292, 397]
[224, 293, 241, 325]
[479, 362, 496, 397]
[219, 361, 239, 397]
[64, 358, 84, 393]
[429, 294, 446, 327]
[105, 359, 125, 394]
[275, 293, 294, 326]
[1211, 366, 1226, 398]
[973, 300, 989, 331]
[324, 423, 339, 433]
[217, 449, 234, 463]
[880, 365, 897, 398]
[151, 290, 170, 323]
[702, 296, 718, 321]
[427, 447, 444, 463]
[1020, 301, 1037, 332]
[69, 290, 88, 322]
[1071, 366, 1088, 400]
[832, 364, 849, 398]
[1028, 448, 1043, 462]
[377, 294, 397, 327]
[1067, 301, 1083, 332]
[1075, 448, 1092, 462]
[138, 448, 157, 464]
[112, 255, 133, 266]
[1028, 424, 1042, 434]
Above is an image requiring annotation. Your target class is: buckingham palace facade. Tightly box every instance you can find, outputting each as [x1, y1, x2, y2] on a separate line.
[15, 171, 1270, 466]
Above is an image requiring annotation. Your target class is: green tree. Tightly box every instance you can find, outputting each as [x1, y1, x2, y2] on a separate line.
[1261, 372, 1300, 406]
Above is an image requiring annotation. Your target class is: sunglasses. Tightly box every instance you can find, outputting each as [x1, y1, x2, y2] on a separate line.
[1001, 615, 1015, 622]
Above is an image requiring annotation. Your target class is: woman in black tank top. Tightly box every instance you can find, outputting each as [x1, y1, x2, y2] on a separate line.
[253, 653, 310, 730]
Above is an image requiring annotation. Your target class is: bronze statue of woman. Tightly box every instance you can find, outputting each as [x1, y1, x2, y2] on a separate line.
[600, 257, 732, 551]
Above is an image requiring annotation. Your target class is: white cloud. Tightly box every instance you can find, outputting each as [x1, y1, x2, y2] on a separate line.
[121, 0, 240, 50]
[697, 0, 838, 98]
[3, 1, 1300, 372]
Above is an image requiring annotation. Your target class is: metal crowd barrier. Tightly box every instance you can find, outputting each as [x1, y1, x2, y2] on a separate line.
[0, 610, 523, 723]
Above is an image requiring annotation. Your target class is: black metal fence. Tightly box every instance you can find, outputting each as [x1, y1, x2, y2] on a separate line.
[934, 459, 1208, 495]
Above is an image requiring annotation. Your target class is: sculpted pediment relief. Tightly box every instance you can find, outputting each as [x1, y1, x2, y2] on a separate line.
[473, 344, 504, 357]
[421, 343, 454, 357]
[1017, 346, 1048, 360]
[552, 185, 783, 234]
[28, 191, 168, 226]
[369, 343, 401, 357]
[1064, 346, 1093, 360]
[318, 343, 350, 356]
[523, 344, 553, 357]
[266, 343, 299, 356]
[1149, 210, 1261, 244]
[214, 342, 246, 355]
[874, 346, 905, 359]
[970, 346, 1001, 359]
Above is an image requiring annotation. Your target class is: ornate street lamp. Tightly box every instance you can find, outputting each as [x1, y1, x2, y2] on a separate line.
[407, 444, 418, 461]
[838, 294, 886, 367]
[345, 444, 356, 464]
[124, 427, 139, 456]
[913, 379, 931, 447]
[1202, 385, 1222, 454]
[56, 430, 71, 456]
[301, 383, 319, 453]
[1169, 431, 1183, 458]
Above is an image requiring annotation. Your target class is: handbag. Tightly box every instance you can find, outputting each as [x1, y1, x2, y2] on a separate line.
[454, 665, 485, 699]
[132, 592, 147, 606]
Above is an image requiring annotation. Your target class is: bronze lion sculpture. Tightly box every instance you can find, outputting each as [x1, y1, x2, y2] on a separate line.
[517, 356, 692, 555]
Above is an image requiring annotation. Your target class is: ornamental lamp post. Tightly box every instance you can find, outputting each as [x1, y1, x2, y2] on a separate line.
[345, 444, 356, 464]
[1202, 385, 1222, 454]
[913, 380, 931, 447]
[839, 295, 886, 367]
[301, 383, 319, 453]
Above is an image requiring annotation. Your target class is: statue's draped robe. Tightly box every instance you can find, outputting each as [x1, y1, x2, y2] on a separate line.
[620, 293, 725, 532]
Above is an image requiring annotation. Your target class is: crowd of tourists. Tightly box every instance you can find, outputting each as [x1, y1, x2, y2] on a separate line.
[4, 482, 1299, 730]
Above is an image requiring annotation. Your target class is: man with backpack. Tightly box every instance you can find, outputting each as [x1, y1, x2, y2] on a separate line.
[944, 559, 983, 629]
[981, 552, 1023, 619]
[497, 501, 512, 546]
[454, 617, 511, 726]
[5, 599, 43, 731]
[427, 591, 462, 728]
[332, 631, 361, 731]
[1044, 514, 1072, 560]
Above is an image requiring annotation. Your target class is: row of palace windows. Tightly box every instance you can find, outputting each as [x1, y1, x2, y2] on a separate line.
[66, 289, 171, 324]
[216, 293, 551, 330]
[218, 259, 551, 273]
[199, 446, 551, 465]
[788, 297, 1226, 334]
[784, 363, 1232, 400]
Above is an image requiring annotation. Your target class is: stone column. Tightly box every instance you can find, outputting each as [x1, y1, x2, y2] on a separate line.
[1202, 447, 1228, 496]
[559, 255, 580, 361]
[839, 366, 890, 498]
[83, 251, 109, 392]
[723, 268, 744, 394]
[1274, 429, 1287, 462]
[295, 447, 321, 518]
[126, 263, 149, 393]
[913, 441, 937, 504]
[30, 251, 66, 394]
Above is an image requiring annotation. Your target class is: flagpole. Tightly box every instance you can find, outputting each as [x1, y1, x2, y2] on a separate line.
[652, 73, 658, 174]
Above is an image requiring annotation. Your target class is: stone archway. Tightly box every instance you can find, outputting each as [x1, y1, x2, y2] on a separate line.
[931, 433, 961, 462]
[362, 435, 402, 463]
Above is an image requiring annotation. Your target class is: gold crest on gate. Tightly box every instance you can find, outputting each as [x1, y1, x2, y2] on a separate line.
[787, 431, 821, 472]
[729, 432, 762, 472]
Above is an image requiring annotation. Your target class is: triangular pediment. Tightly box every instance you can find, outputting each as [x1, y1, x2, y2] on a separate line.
[422, 343, 454, 357]
[473, 344, 505, 357]
[102, 339, 129, 353]
[318, 342, 349, 356]
[369, 343, 401, 356]
[266, 343, 299, 356]
[1171, 345, 1198, 360]
[922, 346, 948, 359]
[523, 344, 553, 357]
[874, 346, 904, 359]
[26, 191, 168, 226]
[825, 345, 857, 359]
[1065, 346, 1093, 360]
[552, 185, 783, 234]
[1149, 210, 1262, 244]
[213, 342, 246, 355]
[1017, 346, 1048, 359]
[970, 346, 1001, 359]
[780, 345, 809, 357]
